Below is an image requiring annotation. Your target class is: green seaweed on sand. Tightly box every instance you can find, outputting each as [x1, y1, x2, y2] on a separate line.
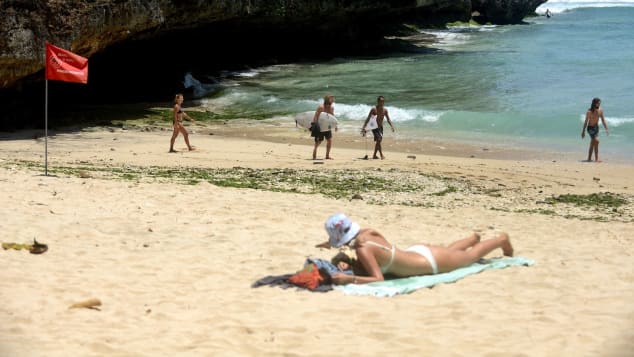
[545, 192, 627, 208]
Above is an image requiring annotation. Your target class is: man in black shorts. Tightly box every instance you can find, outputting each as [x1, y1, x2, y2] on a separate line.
[312, 94, 336, 160]
[361, 96, 395, 159]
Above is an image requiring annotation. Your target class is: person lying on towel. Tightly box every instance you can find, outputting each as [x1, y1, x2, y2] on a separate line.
[316, 213, 514, 285]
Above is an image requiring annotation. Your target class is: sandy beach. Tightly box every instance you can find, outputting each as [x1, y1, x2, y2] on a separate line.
[1, 118, 632, 357]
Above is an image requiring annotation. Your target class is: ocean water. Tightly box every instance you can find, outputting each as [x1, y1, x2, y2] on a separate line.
[189, 1, 634, 163]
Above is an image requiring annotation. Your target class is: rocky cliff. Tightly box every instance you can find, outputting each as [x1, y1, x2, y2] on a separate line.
[0, 0, 545, 128]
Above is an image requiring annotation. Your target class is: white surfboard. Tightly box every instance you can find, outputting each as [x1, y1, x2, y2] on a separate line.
[365, 115, 379, 130]
[294, 111, 338, 132]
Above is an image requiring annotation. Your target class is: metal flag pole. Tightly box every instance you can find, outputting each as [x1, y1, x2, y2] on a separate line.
[45, 79, 49, 176]
[44, 79, 48, 176]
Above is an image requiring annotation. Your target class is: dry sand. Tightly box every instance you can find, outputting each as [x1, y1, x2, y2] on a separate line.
[1, 119, 632, 357]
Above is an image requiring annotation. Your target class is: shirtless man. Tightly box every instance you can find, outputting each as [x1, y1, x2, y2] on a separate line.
[581, 97, 609, 162]
[361, 96, 395, 159]
[312, 94, 337, 160]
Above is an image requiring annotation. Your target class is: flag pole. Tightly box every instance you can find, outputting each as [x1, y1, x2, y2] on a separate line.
[44, 42, 88, 176]
[45, 79, 49, 176]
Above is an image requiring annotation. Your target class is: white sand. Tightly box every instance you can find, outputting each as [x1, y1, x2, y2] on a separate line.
[0, 122, 632, 357]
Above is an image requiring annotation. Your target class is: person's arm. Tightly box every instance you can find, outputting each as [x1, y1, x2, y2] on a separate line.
[361, 108, 375, 134]
[313, 106, 323, 123]
[173, 105, 179, 124]
[332, 105, 338, 132]
[581, 112, 589, 138]
[600, 109, 608, 135]
[384, 109, 395, 132]
[331, 243, 385, 285]
[184, 111, 195, 122]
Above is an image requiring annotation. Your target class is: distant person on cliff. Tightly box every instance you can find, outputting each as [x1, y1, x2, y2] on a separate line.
[581, 97, 609, 162]
[361, 95, 395, 159]
[170, 93, 196, 153]
[312, 94, 337, 160]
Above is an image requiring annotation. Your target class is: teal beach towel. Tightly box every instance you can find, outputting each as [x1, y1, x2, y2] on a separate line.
[333, 256, 535, 297]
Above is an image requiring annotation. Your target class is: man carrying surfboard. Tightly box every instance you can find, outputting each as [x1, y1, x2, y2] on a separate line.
[312, 94, 337, 160]
[361, 96, 395, 159]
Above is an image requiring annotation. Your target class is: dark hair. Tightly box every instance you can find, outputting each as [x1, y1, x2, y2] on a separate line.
[590, 97, 601, 112]
[377, 95, 385, 101]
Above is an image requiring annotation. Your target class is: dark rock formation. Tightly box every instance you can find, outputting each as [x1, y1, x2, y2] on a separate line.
[471, 0, 546, 24]
[0, 0, 545, 129]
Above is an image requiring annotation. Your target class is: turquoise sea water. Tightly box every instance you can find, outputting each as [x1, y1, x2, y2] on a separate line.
[189, 1, 634, 163]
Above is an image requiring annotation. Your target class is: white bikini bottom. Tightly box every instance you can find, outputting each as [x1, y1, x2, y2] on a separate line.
[405, 245, 438, 274]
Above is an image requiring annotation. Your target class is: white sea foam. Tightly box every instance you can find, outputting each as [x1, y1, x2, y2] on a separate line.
[419, 24, 497, 51]
[420, 30, 471, 49]
[578, 114, 634, 128]
[331, 102, 441, 124]
[606, 116, 634, 127]
[537, 0, 634, 14]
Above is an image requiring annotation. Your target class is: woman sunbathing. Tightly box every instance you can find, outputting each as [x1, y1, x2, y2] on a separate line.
[317, 213, 514, 285]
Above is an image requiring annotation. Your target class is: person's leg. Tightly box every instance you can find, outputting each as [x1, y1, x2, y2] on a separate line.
[432, 233, 513, 273]
[313, 139, 322, 159]
[372, 130, 380, 159]
[447, 232, 480, 251]
[169, 127, 179, 152]
[593, 138, 600, 162]
[181, 128, 194, 150]
[377, 138, 384, 159]
[325, 138, 333, 159]
[587, 141, 593, 161]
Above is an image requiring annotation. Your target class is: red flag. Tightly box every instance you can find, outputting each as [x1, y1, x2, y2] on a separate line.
[45, 42, 88, 84]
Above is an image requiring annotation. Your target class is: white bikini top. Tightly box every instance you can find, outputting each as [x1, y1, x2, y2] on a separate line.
[363, 241, 396, 273]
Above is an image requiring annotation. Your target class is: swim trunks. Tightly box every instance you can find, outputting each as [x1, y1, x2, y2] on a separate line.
[314, 130, 332, 142]
[372, 126, 383, 142]
[405, 245, 438, 274]
[587, 125, 599, 139]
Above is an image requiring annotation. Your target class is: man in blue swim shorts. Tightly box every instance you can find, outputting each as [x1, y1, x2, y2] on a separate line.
[581, 97, 609, 162]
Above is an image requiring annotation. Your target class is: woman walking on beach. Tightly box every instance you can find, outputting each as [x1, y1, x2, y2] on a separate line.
[170, 93, 196, 153]
[318, 213, 514, 285]
[581, 97, 608, 162]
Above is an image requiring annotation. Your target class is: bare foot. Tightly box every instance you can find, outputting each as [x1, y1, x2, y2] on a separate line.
[326, 156, 334, 160]
[188, 146, 196, 151]
[498, 232, 514, 257]
[169, 149, 177, 153]
[372, 156, 379, 159]
[380, 155, 385, 160]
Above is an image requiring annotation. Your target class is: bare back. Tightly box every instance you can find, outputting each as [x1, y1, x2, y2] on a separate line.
[585, 108, 604, 127]
[353, 229, 433, 279]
